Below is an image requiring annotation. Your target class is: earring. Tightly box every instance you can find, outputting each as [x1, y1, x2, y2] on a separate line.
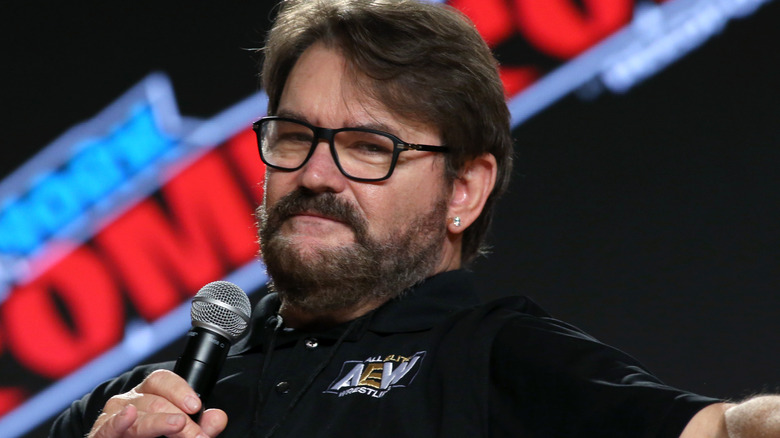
[450, 216, 461, 227]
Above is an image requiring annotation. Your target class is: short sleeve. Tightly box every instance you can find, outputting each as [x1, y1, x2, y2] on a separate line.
[489, 315, 719, 437]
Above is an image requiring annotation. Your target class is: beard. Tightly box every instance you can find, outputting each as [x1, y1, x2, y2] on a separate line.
[257, 188, 448, 315]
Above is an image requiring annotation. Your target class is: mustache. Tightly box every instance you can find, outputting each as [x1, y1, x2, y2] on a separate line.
[260, 189, 368, 238]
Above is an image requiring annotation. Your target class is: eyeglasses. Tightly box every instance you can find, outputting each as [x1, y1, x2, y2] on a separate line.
[252, 116, 450, 182]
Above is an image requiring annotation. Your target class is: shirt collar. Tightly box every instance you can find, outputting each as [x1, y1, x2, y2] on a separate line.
[366, 269, 481, 333]
[231, 269, 480, 354]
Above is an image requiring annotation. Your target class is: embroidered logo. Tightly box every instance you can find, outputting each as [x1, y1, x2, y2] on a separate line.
[324, 351, 426, 398]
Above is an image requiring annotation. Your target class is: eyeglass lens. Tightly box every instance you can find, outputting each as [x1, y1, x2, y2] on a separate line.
[260, 119, 396, 180]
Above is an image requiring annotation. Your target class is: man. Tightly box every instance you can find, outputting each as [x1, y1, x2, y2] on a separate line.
[52, 0, 779, 437]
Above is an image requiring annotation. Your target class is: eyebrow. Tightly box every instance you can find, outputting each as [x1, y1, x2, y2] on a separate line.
[274, 109, 402, 138]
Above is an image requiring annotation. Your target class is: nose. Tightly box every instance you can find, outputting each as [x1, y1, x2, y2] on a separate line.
[296, 140, 347, 193]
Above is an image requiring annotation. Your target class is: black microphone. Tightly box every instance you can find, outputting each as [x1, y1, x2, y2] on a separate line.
[174, 281, 252, 418]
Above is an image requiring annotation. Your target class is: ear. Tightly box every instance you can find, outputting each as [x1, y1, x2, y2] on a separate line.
[447, 153, 497, 234]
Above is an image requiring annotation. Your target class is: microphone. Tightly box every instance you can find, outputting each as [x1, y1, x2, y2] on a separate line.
[174, 281, 252, 416]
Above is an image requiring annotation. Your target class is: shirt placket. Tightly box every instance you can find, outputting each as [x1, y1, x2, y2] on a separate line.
[254, 331, 334, 436]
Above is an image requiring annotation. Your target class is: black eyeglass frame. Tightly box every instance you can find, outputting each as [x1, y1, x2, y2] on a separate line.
[252, 116, 450, 182]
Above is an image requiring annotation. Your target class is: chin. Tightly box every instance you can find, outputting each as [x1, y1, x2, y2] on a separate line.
[287, 238, 354, 260]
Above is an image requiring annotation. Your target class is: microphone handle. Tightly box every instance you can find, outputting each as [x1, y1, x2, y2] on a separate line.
[173, 326, 231, 421]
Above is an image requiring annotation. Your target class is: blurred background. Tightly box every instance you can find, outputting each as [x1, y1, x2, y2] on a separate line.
[1, 0, 778, 436]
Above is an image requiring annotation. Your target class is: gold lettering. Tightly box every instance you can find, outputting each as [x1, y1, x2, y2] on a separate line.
[358, 362, 384, 389]
[383, 354, 410, 363]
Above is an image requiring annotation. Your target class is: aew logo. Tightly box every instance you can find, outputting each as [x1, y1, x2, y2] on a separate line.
[325, 351, 426, 398]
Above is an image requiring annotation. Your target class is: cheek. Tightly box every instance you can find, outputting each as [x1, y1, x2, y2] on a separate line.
[264, 171, 295, 205]
[358, 180, 446, 237]
[351, 186, 397, 235]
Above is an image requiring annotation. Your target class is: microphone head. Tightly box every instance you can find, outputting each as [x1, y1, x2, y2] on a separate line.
[190, 281, 252, 341]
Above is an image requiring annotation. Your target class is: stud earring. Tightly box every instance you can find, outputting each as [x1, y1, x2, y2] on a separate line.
[450, 216, 461, 227]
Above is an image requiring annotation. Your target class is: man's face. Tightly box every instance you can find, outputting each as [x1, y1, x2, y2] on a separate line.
[258, 42, 454, 314]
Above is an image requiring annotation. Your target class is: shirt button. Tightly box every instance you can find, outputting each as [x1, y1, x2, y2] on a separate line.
[304, 338, 319, 349]
[275, 381, 291, 394]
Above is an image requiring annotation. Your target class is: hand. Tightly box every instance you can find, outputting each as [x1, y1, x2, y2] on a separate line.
[724, 395, 780, 438]
[682, 396, 780, 437]
[88, 370, 228, 438]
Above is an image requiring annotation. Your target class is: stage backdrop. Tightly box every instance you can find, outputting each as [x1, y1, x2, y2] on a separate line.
[1, 1, 778, 436]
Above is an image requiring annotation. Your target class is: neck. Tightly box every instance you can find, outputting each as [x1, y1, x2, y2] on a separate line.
[278, 296, 390, 330]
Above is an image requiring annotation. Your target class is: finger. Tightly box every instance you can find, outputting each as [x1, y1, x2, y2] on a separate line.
[109, 391, 202, 436]
[134, 409, 226, 438]
[199, 409, 228, 437]
[123, 411, 188, 438]
[89, 404, 137, 438]
[128, 392, 187, 418]
[91, 406, 190, 438]
[112, 405, 137, 433]
[135, 370, 202, 415]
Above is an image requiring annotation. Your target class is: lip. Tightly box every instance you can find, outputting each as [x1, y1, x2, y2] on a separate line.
[289, 211, 346, 225]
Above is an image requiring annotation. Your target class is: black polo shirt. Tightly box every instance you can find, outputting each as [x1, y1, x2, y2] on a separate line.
[51, 270, 718, 437]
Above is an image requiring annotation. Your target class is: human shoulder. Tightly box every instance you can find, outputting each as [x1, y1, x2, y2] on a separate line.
[474, 297, 720, 437]
[441, 294, 590, 345]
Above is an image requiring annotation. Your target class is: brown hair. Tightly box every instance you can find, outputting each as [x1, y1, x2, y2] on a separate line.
[262, 0, 513, 264]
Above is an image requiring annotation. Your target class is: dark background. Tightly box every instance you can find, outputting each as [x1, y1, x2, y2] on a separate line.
[473, 1, 780, 400]
[2, 1, 779, 435]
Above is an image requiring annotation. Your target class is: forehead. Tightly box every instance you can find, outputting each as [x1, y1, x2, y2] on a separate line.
[279, 42, 439, 140]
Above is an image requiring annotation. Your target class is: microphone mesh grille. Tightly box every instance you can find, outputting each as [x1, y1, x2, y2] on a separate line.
[190, 281, 252, 340]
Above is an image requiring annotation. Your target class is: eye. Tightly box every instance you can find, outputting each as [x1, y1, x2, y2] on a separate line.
[349, 141, 394, 155]
[337, 130, 395, 156]
[266, 121, 314, 152]
[276, 131, 313, 144]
